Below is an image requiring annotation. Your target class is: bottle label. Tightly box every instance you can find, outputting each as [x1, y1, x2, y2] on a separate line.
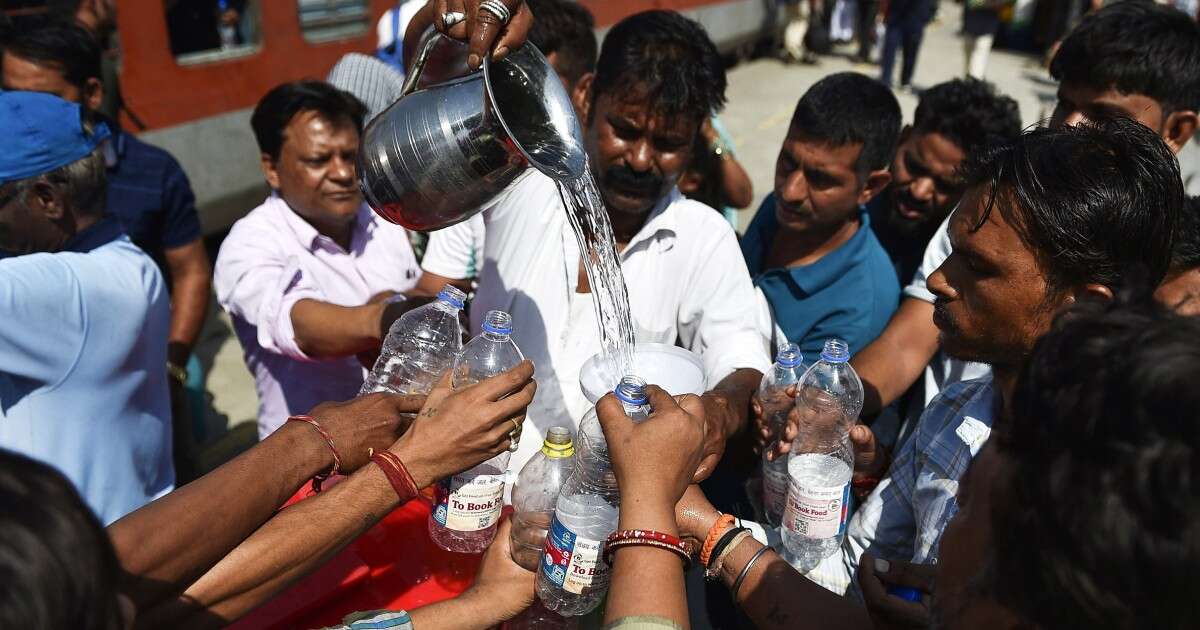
[540, 515, 609, 595]
[783, 481, 850, 539]
[763, 465, 790, 518]
[432, 471, 505, 532]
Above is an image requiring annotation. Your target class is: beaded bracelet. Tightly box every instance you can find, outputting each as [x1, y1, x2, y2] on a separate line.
[700, 514, 736, 567]
[604, 529, 692, 571]
[287, 415, 342, 492]
[370, 448, 419, 504]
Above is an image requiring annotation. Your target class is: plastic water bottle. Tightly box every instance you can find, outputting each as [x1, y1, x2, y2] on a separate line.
[510, 426, 575, 571]
[503, 600, 576, 630]
[759, 343, 805, 527]
[360, 285, 466, 396]
[536, 376, 650, 617]
[782, 339, 863, 572]
[428, 310, 524, 553]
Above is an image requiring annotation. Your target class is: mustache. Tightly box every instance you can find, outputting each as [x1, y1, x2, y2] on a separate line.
[605, 165, 663, 194]
[894, 188, 934, 215]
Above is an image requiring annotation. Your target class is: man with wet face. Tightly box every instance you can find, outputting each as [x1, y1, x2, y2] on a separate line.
[419, 10, 770, 485]
[804, 118, 1183, 621]
[214, 81, 422, 439]
[868, 78, 1022, 285]
[740, 72, 902, 358]
[849, 0, 1200, 422]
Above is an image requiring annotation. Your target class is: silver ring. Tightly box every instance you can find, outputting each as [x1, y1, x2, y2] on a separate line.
[441, 11, 466, 28]
[479, 0, 512, 25]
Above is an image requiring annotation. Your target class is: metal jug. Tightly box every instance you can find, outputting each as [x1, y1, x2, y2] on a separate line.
[358, 30, 586, 232]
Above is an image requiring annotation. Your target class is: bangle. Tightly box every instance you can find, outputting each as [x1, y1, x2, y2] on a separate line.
[731, 544, 770, 604]
[166, 361, 188, 385]
[706, 527, 749, 578]
[700, 514, 736, 567]
[286, 415, 341, 492]
[604, 529, 692, 571]
[370, 448, 419, 504]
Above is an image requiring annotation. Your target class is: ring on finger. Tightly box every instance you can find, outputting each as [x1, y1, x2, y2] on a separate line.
[507, 418, 522, 451]
[478, 0, 512, 25]
[441, 11, 467, 27]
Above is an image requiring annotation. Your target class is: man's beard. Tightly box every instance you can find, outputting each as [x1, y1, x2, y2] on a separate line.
[888, 187, 942, 236]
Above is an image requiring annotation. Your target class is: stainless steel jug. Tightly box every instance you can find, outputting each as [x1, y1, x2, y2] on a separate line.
[358, 29, 586, 232]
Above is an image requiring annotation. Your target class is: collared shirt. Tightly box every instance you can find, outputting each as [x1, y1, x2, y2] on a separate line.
[741, 195, 900, 358]
[422, 171, 771, 477]
[214, 195, 419, 438]
[903, 215, 991, 409]
[104, 126, 203, 268]
[804, 376, 995, 596]
[0, 215, 173, 524]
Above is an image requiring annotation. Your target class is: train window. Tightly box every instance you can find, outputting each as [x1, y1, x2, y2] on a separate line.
[298, 0, 370, 44]
[166, 0, 262, 64]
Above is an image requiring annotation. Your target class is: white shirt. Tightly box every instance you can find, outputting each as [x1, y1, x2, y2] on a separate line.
[902, 215, 991, 410]
[421, 214, 486, 279]
[423, 171, 771, 474]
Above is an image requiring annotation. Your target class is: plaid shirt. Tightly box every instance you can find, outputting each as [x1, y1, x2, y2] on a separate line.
[803, 376, 996, 597]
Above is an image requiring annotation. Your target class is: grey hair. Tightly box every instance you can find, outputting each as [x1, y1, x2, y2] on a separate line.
[10, 144, 107, 218]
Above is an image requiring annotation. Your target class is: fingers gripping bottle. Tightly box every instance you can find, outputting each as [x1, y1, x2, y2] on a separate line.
[428, 310, 525, 553]
[759, 343, 806, 527]
[536, 376, 651, 617]
[360, 285, 467, 395]
[510, 427, 576, 571]
[782, 339, 863, 572]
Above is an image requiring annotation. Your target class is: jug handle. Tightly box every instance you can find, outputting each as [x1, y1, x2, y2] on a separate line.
[400, 26, 448, 97]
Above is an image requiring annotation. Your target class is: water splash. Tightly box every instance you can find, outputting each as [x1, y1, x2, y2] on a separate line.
[555, 166, 636, 380]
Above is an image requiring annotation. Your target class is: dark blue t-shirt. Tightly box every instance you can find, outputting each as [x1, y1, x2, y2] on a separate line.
[741, 194, 900, 358]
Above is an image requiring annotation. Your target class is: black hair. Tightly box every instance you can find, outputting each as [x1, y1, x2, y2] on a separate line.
[1050, 0, 1200, 114]
[591, 10, 726, 122]
[992, 295, 1200, 629]
[250, 80, 367, 162]
[0, 449, 124, 630]
[912, 78, 1022, 157]
[1171, 195, 1200, 271]
[0, 16, 101, 90]
[527, 0, 597, 85]
[790, 72, 901, 175]
[961, 116, 1181, 294]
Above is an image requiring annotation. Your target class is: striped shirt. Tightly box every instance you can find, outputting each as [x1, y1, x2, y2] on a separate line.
[803, 376, 996, 596]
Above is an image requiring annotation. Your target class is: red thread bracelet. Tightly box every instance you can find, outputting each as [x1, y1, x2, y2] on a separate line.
[370, 449, 419, 504]
[604, 529, 692, 570]
[287, 415, 341, 492]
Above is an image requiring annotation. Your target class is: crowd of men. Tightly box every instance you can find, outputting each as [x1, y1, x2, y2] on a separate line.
[2, 0, 1200, 628]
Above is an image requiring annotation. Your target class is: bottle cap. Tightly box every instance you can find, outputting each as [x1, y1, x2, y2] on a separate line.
[820, 339, 850, 363]
[481, 309, 513, 335]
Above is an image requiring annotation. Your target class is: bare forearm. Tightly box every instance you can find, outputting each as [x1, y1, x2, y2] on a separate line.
[167, 271, 211, 366]
[291, 298, 386, 358]
[604, 501, 689, 627]
[409, 589, 510, 630]
[719, 156, 754, 210]
[719, 540, 871, 630]
[109, 421, 328, 612]
[851, 298, 938, 417]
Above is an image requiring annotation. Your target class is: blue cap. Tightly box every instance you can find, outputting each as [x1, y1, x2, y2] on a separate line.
[0, 92, 111, 184]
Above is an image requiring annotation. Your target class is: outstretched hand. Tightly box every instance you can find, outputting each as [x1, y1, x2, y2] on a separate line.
[757, 385, 888, 481]
[305, 393, 425, 473]
[433, 0, 534, 69]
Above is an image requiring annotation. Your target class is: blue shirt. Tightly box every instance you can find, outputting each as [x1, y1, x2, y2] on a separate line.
[105, 127, 203, 270]
[0, 216, 174, 524]
[741, 195, 900, 358]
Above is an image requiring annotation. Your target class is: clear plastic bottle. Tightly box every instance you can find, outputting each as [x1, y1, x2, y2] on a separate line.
[510, 427, 575, 571]
[360, 285, 466, 396]
[759, 343, 806, 527]
[428, 310, 525, 553]
[781, 339, 863, 572]
[536, 376, 650, 617]
[503, 599, 577, 630]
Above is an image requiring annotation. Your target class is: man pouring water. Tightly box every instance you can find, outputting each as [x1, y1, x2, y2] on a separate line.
[413, 8, 771, 481]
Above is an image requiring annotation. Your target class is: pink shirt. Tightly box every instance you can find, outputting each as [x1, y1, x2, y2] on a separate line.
[215, 195, 419, 438]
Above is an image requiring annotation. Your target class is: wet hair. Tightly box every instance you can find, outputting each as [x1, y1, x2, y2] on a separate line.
[1171, 196, 1200, 271]
[250, 80, 367, 162]
[0, 449, 124, 630]
[591, 10, 726, 123]
[912, 78, 1022, 157]
[527, 0, 597, 85]
[992, 295, 1200, 629]
[1050, 0, 1200, 115]
[0, 17, 102, 90]
[790, 72, 901, 176]
[961, 117, 1181, 295]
